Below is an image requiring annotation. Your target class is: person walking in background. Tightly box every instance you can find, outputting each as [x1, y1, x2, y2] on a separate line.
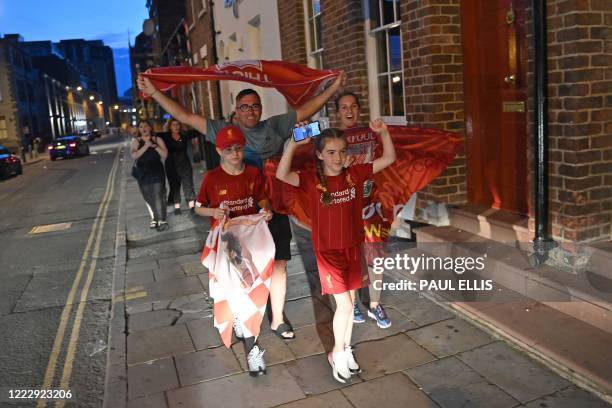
[131, 120, 169, 231]
[275, 120, 396, 383]
[336, 91, 393, 329]
[159, 118, 197, 215]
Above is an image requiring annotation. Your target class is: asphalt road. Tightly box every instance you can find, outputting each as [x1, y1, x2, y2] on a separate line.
[0, 133, 127, 408]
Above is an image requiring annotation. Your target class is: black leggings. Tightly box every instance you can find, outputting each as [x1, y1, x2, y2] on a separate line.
[167, 163, 196, 205]
[138, 181, 167, 222]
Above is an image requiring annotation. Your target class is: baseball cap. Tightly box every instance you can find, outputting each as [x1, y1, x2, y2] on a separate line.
[215, 126, 246, 149]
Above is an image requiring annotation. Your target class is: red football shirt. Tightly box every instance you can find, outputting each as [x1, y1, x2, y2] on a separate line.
[299, 163, 373, 251]
[196, 165, 266, 222]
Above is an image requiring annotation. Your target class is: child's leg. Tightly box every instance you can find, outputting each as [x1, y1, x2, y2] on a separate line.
[331, 291, 353, 353]
[344, 290, 356, 346]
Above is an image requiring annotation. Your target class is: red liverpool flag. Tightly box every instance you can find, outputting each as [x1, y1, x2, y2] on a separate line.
[264, 126, 463, 242]
[141, 60, 340, 107]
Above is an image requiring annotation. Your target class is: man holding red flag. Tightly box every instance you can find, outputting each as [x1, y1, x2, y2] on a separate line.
[137, 71, 345, 340]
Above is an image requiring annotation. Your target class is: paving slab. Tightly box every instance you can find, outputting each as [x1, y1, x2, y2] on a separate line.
[407, 317, 494, 357]
[126, 301, 153, 314]
[186, 317, 224, 350]
[126, 259, 158, 273]
[175, 310, 213, 326]
[126, 392, 168, 408]
[286, 272, 317, 300]
[388, 294, 454, 327]
[351, 307, 417, 344]
[127, 324, 195, 365]
[129, 276, 204, 305]
[127, 357, 179, 400]
[232, 332, 296, 371]
[126, 269, 155, 287]
[181, 261, 205, 276]
[275, 390, 353, 408]
[128, 309, 181, 333]
[524, 386, 611, 408]
[353, 333, 435, 380]
[406, 356, 519, 408]
[458, 341, 570, 403]
[166, 365, 305, 408]
[286, 324, 334, 358]
[341, 372, 438, 408]
[175, 347, 242, 386]
[285, 353, 362, 395]
[284, 296, 334, 329]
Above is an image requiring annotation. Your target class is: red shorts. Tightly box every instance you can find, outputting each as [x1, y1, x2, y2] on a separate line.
[315, 246, 369, 295]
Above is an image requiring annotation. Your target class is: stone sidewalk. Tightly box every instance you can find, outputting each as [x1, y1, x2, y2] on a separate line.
[104, 153, 611, 408]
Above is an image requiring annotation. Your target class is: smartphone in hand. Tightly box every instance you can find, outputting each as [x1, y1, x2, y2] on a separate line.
[292, 121, 321, 142]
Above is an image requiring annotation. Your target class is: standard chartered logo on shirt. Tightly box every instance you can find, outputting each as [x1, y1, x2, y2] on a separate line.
[322, 187, 356, 205]
[222, 196, 255, 212]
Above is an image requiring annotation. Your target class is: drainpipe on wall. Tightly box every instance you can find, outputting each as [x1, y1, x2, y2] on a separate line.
[531, 0, 556, 268]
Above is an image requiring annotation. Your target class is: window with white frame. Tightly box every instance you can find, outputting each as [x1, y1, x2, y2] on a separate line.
[306, 0, 323, 69]
[369, 0, 404, 117]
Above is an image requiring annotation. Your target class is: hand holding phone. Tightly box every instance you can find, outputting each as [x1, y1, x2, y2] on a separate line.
[293, 121, 321, 142]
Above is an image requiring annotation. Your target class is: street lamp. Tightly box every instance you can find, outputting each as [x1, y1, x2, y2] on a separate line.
[76, 86, 83, 91]
[98, 101, 103, 105]
[89, 95, 95, 101]
[114, 104, 119, 110]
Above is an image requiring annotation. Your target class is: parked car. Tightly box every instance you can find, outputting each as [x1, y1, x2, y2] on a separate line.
[0, 146, 23, 180]
[48, 136, 90, 160]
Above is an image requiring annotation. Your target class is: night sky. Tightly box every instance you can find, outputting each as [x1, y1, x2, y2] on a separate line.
[0, 0, 149, 95]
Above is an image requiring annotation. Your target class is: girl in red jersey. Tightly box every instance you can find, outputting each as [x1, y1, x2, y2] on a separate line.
[276, 120, 396, 383]
[195, 125, 273, 376]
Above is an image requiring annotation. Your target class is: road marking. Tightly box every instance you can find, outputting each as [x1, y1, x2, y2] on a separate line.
[37, 148, 119, 408]
[29, 223, 72, 234]
[55, 149, 120, 408]
[113, 290, 147, 303]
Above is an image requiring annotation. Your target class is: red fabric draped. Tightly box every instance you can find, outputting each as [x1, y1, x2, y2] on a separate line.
[264, 126, 463, 242]
[141, 60, 340, 107]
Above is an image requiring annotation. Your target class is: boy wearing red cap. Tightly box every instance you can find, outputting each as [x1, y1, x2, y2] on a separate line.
[195, 126, 272, 376]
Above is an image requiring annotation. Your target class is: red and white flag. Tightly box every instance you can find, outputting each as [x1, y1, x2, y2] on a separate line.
[201, 213, 275, 348]
[141, 60, 340, 107]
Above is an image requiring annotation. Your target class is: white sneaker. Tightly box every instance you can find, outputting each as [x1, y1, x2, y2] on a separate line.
[328, 351, 351, 383]
[247, 345, 266, 376]
[233, 318, 244, 340]
[345, 345, 361, 374]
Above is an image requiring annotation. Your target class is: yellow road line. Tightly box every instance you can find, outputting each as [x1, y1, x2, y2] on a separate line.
[37, 148, 120, 408]
[55, 149, 120, 408]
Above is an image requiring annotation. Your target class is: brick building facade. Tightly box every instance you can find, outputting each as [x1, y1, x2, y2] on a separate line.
[276, 0, 610, 245]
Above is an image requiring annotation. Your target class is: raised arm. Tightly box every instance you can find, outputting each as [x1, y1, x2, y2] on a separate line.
[370, 119, 397, 174]
[276, 138, 305, 187]
[138, 76, 207, 133]
[152, 136, 168, 160]
[295, 71, 346, 122]
[131, 138, 149, 160]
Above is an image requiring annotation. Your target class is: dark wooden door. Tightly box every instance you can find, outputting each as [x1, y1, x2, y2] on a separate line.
[461, 0, 528, 214]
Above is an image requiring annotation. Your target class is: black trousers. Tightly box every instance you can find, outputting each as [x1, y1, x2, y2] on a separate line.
[166, 162, 196, 205]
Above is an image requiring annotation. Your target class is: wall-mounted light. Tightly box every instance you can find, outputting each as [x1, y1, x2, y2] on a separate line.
[76, 86, 83, 91]
[98, 101, 103, 105]
[114, 104, 119, 110]
[89, 95, 95, 100]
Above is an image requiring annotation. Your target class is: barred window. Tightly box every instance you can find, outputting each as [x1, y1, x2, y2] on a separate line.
[369, 0, 404, 117]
